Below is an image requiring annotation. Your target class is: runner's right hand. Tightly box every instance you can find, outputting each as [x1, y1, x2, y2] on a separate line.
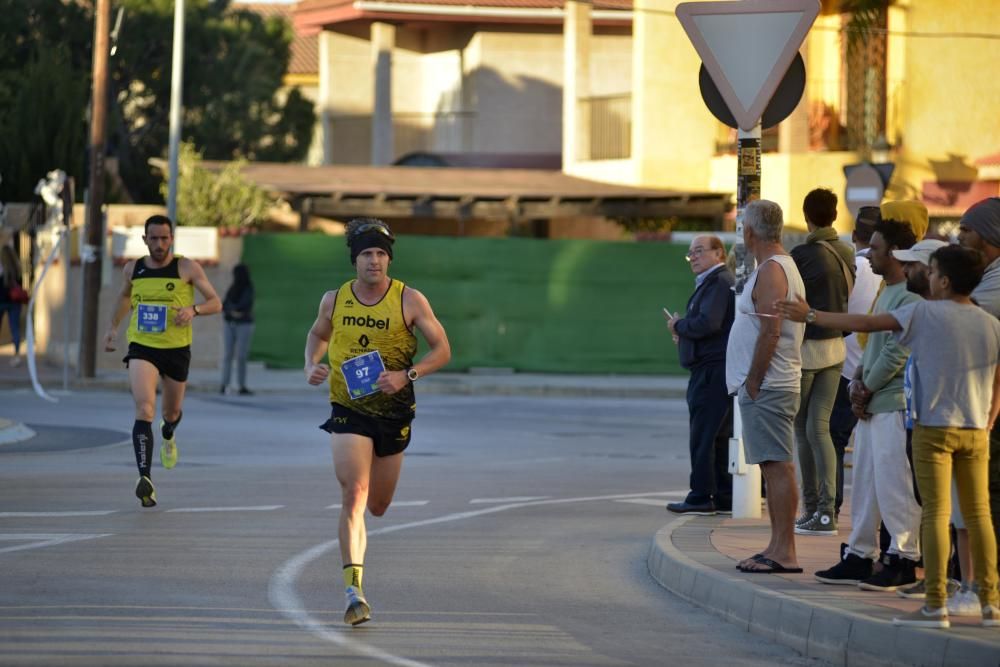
[103, 330, 117, 352]
[306, 363, 330, 385]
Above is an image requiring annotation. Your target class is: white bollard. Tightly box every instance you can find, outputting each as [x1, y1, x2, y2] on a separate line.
[728, 395, 762, 518]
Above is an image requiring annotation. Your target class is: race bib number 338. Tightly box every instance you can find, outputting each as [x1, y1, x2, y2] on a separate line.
[341, 350, 385, 399]
[137, 303, 168, 334]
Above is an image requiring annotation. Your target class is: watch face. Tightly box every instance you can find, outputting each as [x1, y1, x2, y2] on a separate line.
[407, 368, 418, 381]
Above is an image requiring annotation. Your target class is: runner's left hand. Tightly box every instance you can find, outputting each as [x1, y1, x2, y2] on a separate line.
[376, 370, 408, 395]
[172, 305, 196, 326]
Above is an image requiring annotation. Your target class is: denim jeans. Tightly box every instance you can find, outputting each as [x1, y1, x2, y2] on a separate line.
[795, 363, 842, 516]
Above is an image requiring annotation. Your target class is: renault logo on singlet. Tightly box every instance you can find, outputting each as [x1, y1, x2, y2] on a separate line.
[358, 334, 370, 347]
[342, 315, 390, 330]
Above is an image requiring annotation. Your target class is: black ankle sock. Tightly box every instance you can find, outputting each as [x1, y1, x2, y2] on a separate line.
[132, 420, 154, 478]
[161, 412, 183, 440]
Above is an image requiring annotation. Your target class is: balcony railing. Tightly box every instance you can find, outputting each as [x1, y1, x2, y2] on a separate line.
[583, 93, 631, 160]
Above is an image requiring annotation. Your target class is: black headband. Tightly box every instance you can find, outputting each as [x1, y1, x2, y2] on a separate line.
[349, 231, 394, 264]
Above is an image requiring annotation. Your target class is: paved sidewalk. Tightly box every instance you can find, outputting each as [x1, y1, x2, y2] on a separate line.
[5, 351, 1000, 664]
[648, 511, 1000, 666]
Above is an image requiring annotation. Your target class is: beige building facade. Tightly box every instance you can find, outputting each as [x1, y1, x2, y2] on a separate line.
[270, 0, 1000, 231]
[295, 0, 633, 167]
[566, 0, 1000, 231]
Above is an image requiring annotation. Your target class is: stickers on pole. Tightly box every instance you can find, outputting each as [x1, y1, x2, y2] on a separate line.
[676, 0, 820, 131]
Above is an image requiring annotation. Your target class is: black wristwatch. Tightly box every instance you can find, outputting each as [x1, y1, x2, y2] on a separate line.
[406, 367, 419, 382]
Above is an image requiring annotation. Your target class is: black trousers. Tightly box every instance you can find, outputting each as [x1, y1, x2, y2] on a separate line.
[828, 375, 857, 516]
[685, 362, 733, 506]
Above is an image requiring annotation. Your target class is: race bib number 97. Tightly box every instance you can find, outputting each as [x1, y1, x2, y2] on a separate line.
[137, 304, 168, 334]
[341, 350, 385, 399]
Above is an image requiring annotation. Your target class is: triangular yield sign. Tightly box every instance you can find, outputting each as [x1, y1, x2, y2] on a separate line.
[677, 0, 820, 131]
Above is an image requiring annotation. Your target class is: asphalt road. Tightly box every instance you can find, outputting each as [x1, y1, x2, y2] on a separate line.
[0, 387, 823, 666]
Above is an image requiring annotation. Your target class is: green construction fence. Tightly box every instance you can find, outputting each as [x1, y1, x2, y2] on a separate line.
[242, 233, 700, 374]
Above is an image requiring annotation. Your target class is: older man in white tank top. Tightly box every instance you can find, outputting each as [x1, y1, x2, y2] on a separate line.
[727, 200, 807, 574]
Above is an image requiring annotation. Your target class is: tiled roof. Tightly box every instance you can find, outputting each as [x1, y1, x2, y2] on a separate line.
[238, 3, 319, 75]
[976, 152, 1000, 167]
[297, 0, 632, 13]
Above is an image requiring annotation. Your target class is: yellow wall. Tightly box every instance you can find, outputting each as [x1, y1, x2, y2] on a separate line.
[888, 0, 1000, 203]
[629, 0, 718, 190]
[569, 0, 1000, 229]
[710, 151, 861, 232]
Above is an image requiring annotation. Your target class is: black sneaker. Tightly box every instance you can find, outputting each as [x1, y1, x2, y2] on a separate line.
[858, 553, 917, 591]
[815, 549, 873, 585]
[795, 510, 815, 527]
[238, 387, 254, 396]
[134, 476, 157, 508]
[666, 500, 716, 515]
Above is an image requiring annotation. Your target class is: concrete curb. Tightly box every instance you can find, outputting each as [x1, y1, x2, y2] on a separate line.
[647, 517, 1000, 667]
[0, 418, 36, 446]
[1, 374, 689, 399]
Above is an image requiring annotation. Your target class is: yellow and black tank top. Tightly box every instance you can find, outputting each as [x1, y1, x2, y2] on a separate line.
[127, 257, 195, 349]
[328, 279, 417, 420]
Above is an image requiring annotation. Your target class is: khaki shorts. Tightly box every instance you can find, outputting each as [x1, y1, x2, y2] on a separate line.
[737, 386, 800, 464]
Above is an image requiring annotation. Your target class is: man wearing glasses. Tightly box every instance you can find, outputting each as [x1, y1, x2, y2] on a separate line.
[303, 218, 451, 626]
[665, 235, 735, 515]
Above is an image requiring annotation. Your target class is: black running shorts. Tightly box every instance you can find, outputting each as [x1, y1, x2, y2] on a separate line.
[320, 402, 413, 457]
[123, 342, 191, 383]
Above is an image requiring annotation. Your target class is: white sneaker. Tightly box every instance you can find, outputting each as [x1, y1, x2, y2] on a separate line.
[344, 587, 371, 626]
[947, 585, 981, 617]
[983, 605, 1000, 628]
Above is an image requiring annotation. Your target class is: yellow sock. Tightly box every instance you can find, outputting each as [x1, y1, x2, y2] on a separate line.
[343, 564, 363, 591]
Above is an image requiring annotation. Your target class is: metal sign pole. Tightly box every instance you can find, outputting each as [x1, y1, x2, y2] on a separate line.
[729, 122, 763, 519]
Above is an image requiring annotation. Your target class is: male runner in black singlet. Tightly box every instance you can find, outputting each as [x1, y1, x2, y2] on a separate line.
[104, 215, 221, 507]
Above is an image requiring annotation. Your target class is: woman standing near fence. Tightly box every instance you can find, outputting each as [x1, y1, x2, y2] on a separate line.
[220, 264, 255, 395]
[0, 244, 25, 366]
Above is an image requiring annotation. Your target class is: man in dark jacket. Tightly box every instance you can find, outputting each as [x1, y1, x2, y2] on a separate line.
[666, 235, 736, 515]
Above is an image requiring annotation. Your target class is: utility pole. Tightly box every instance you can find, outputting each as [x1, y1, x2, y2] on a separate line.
[80, 0, 111, 378]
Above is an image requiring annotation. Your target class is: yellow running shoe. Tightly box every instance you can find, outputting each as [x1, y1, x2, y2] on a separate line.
[344, 587, 371, 626]
[135, 476, 157, 508]
[159, 420, 178, 470]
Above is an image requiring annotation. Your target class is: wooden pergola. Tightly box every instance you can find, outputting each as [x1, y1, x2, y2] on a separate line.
[211, 162, 732, 232]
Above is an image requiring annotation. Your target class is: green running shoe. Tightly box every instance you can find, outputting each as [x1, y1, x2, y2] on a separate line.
[344, 587, 371, 626]
[135, 476, 157, 508]
[159, 420, 178, 470]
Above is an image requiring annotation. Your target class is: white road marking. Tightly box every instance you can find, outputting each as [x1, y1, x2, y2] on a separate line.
[269, 489, 687, 667]
[469, 496, 549, 504]
[0, 533, 112, 554]
[615, 498, 678, 506]
[0, 511, 117, 517]
[326, 500, 429, 509]
[166, 505, 284, 513]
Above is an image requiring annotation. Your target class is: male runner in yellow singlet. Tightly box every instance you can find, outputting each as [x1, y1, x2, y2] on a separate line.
[104, 215, 221, 507]
[304, 218, 451, 626]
